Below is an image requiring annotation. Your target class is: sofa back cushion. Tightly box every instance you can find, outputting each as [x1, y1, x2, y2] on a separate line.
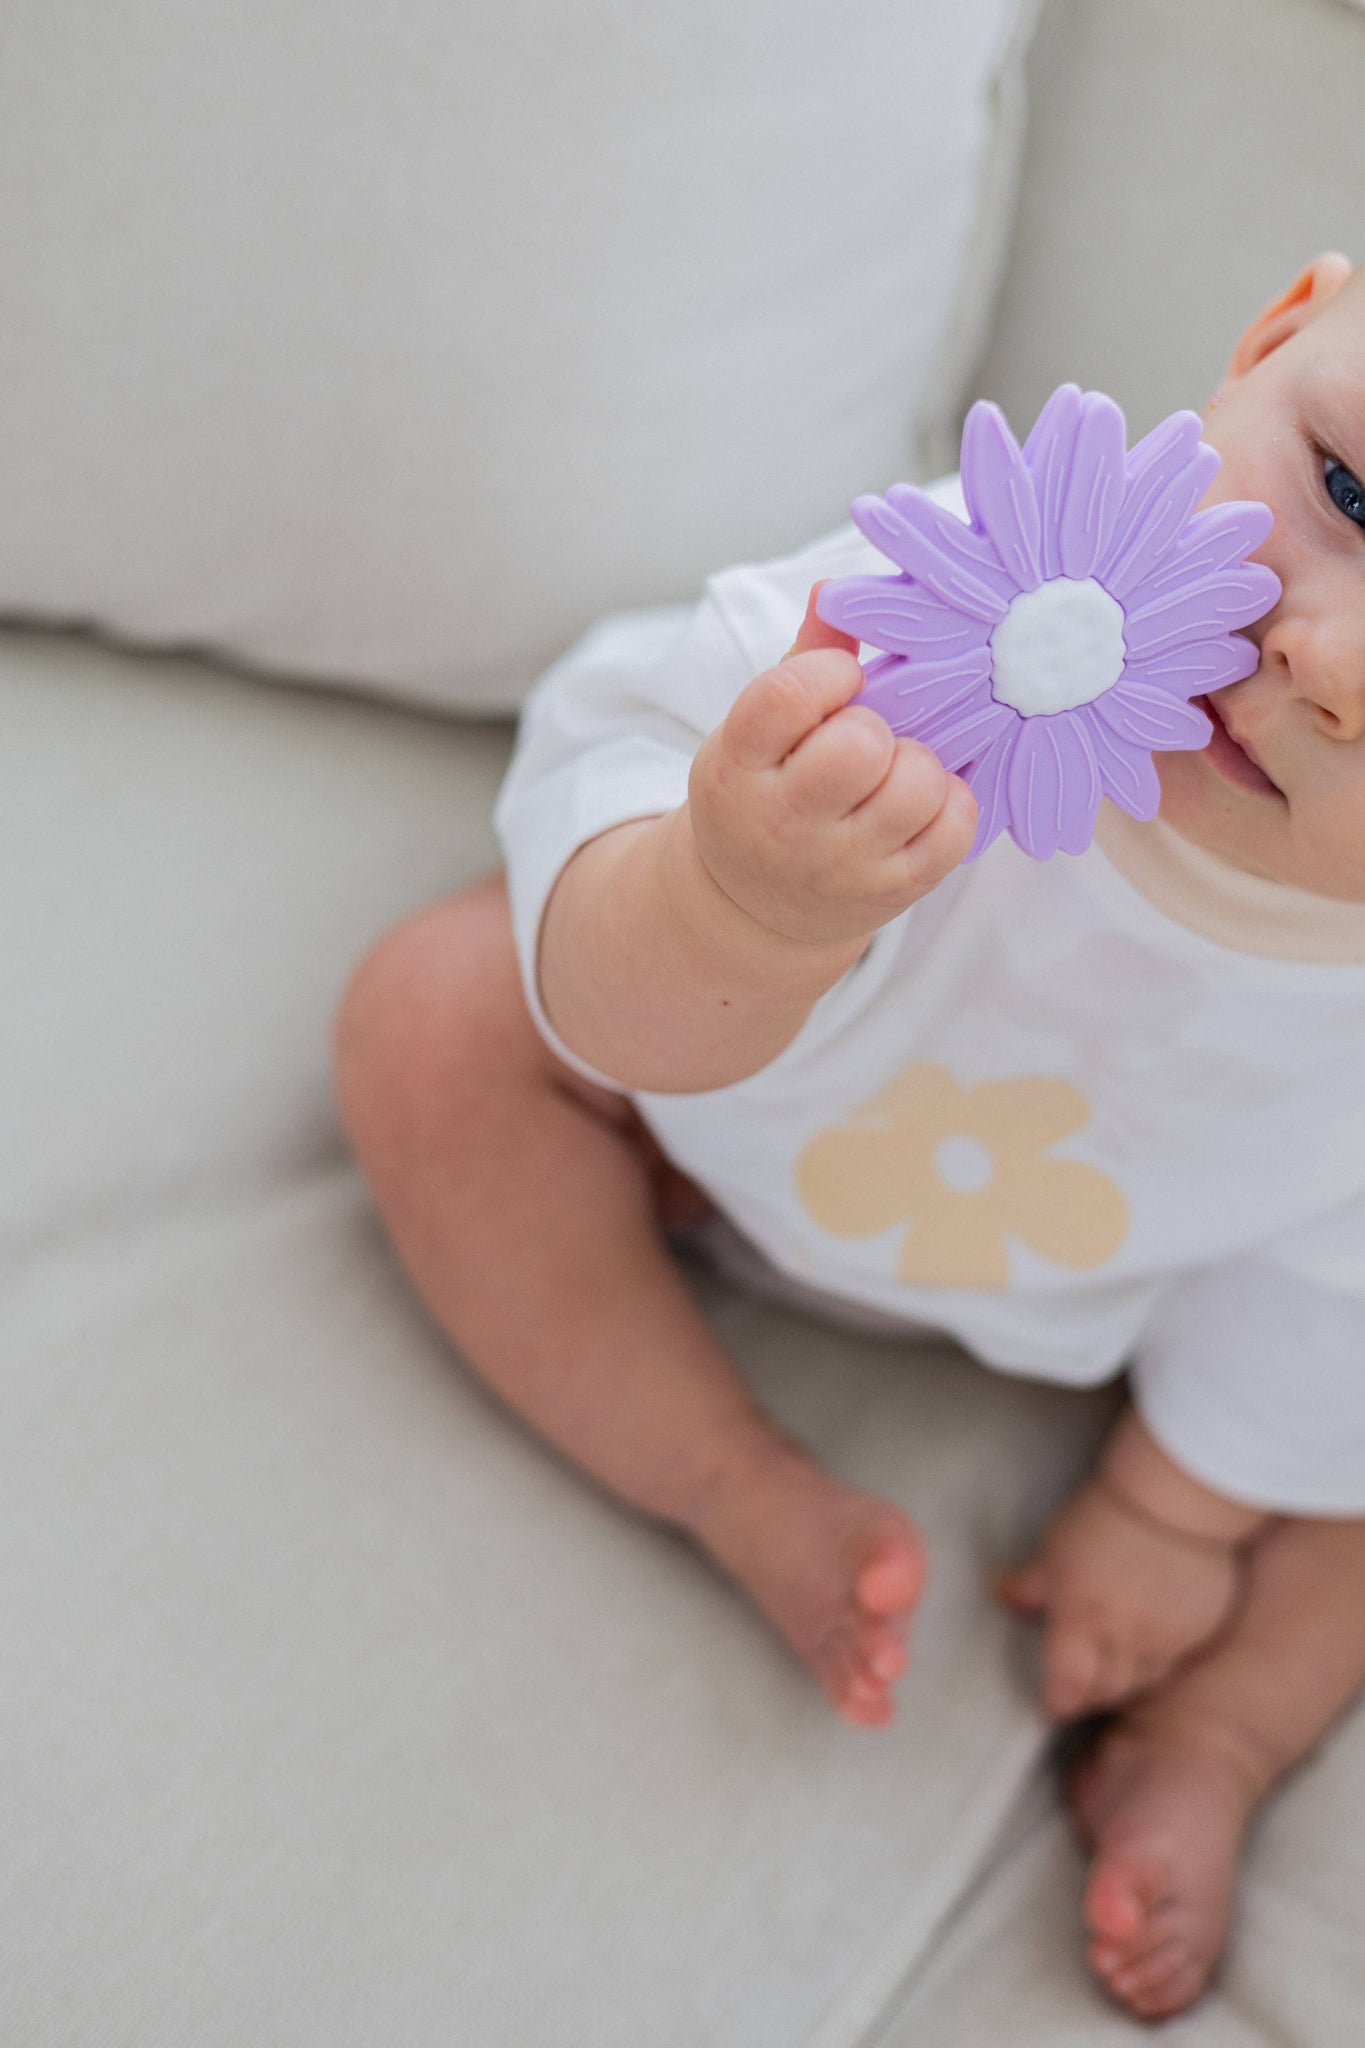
[973, 0, 1365, 446]
[0, 0, 1036, 713]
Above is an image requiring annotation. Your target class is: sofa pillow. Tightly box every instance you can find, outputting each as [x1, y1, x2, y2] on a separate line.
[0, 0, 1036, 713]
[0, 628, 514, 1244]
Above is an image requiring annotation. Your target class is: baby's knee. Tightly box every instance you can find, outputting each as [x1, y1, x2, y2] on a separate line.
[333, 872, 537, 1151]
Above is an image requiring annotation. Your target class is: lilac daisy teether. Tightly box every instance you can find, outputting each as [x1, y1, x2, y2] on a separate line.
[814, 385, 1281, 861]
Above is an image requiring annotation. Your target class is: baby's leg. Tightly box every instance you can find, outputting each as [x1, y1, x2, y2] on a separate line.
[1064, 1512, 1365, 2019]
[334, 872, 924, 1725]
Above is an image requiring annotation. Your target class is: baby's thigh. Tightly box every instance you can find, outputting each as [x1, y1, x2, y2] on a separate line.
[335, 871, 649, 1161]
[380, 877, 709, 1174]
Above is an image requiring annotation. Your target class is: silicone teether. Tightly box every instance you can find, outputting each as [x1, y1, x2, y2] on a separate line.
[814, 385, 1281, 861]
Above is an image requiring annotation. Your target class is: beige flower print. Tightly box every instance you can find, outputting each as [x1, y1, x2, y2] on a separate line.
[795, 1063, 1127, 1291]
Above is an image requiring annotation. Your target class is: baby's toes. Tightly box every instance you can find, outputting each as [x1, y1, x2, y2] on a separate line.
[822, 1622, 901, 1725]
[842, 1654, 898, 1725]
[819, 1545, 918, 1724]
[1105, 1933, 1208, 2019]
[1090, 1894, 1213, 2020]
[855, 1540, 924, 1620]
[1084, 1857, 1146, 1946]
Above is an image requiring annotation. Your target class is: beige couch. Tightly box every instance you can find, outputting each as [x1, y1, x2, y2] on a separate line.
[3, 2, 1364, 2039]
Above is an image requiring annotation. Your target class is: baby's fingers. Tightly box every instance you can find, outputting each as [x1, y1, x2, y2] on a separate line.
[1042, 1615, 1109, 1721]
[846, 736, 950, 852]
[722, 647, 868, 773]
[782, 704, 896, 815]
[721, 582, 864, 772]
[879, 771, 980, 892]
[993, 1558, 1050, 1617]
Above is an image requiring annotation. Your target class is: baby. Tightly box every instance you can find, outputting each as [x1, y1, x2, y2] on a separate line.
[335, 252, 1365, 2021]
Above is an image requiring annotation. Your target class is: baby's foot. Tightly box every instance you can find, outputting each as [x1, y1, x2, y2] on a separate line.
[994, 1478, 1245, 1720]
[1063, 1699, 1273, 2019]
[685, 1434, 926, 1726]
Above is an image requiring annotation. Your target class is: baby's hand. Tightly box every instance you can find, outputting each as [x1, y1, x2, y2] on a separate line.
[687, 582, 979, 949]
[994, 1478, 1248, 1722]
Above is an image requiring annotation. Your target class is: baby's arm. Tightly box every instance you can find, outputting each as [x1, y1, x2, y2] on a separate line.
[538, 585, 979, 1092]
[996, 1403, 1271, 1721]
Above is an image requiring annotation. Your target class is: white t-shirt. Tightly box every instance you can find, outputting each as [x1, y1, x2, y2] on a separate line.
[494, 477, 1365, 1515]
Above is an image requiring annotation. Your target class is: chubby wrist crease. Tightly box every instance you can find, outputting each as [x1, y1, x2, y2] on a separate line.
[662, 809, 864, 984]
[1089, 1471, 1261, 1554]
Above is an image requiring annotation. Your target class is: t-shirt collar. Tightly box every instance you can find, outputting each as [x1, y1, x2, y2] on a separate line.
[1091, 799, 1365, 964]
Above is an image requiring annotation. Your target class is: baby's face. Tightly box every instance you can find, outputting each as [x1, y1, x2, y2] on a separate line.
[1154, 256, 1365, 901]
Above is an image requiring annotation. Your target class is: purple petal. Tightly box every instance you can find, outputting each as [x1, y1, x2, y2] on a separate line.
[1022, 384, 1083, 581]
[1100, 442, 1222, 601]
[1092, 676, 1215, 750]
[1129, 635, 1261, 698]
[1077, 704, 1163, 820]
[1122, 565, 1282, 658]
[855, 648, 992, 732]
[1056, 393, 1127, 579]
[905, 688, 1016, 773]
[880, 649, 993, 702]
[851, 487, 1015, 623]
[816, 575, 992, 659]
[960, 400, 1042, 591]
[1005, 712, 1102, 859]
[1126, 410, 1205, 482]
[858, 650, 903, 691]
[960, 728, 1018, 862]
[1122, 500, 1276, 605]
[1097, 412, 1203, 588]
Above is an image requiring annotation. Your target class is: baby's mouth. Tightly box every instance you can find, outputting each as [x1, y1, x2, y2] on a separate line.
[1195, 694, 1284, 799]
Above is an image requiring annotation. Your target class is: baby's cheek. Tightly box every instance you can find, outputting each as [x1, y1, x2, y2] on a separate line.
[1310, 795, 1365, 899]
[1151, 748, 1214, 835]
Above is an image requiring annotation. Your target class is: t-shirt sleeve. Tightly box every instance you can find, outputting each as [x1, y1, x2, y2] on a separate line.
[1130, 1197, 1365, 1513]
[492, 589, 757, 1088]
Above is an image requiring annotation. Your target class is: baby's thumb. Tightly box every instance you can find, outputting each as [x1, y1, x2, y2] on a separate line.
[993, 1560, 1049, 1616]
[784, 579, 862, 661]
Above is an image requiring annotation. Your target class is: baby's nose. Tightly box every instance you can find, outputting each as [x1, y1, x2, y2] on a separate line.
[1306, 654, 1365, 744]
[1267, 612, 1365, 742]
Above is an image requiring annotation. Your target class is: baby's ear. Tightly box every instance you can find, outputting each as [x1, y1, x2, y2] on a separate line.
[1225, 252, 1354, 381]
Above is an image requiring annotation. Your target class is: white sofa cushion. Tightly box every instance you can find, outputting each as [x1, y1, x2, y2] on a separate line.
[972, 0, 1365, 451]
[880, 1692, 1365, 2042]
[0, 0, 1036, 713]
[0, 1161, 1121, 2046]
[0, 628, 510, 1241]
[6, 612, 1364, 2042]
[0, 616, 1114, 2042]
[12, 1137, 1360, 2044]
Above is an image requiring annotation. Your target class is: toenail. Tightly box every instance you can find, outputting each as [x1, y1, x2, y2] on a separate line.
[870, 1645, 904, 1679]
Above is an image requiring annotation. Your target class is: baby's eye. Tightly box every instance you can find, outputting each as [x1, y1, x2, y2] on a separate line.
[1324, 457, 1365, 528]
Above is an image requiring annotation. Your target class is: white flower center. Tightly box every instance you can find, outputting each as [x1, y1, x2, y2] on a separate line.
[989, 576, 1126, 716]
[932, 1133, 995, 1195]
